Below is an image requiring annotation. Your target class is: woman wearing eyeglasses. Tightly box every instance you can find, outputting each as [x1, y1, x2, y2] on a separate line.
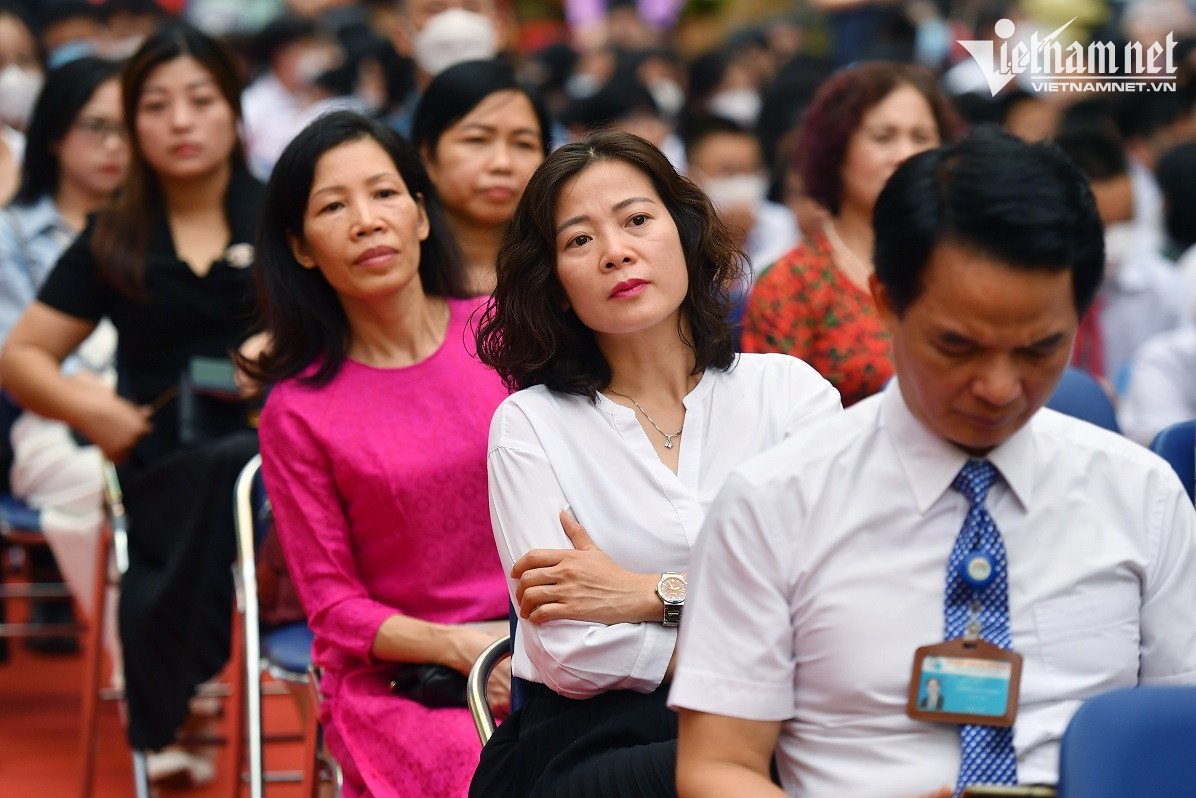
[0, 54, 127, 661]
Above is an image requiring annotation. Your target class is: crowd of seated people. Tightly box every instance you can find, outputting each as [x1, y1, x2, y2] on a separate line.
[0, 0, 1194, 795]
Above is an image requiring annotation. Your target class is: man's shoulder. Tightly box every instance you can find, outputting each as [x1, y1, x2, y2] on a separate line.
[1032, 407, 1177, 478]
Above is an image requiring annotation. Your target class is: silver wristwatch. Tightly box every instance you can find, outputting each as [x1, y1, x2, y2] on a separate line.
[655, 570, 686, 627]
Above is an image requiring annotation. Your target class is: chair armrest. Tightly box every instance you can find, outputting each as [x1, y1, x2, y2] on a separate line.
[467, 635, 511, 745]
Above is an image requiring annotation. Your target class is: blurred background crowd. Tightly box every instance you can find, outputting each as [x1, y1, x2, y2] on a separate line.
[3, 0, 1196, 436]
[0, 3, 1191, 312]
[3, 0, 1196, 789]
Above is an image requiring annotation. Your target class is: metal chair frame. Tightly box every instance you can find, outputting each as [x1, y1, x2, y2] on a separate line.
[233, 453, 341, 797]
[0, 486, 112, 798]
[303, 665, 343, 797]
[103, 460, 236, 798]
[467, 635, 512, 745]
[0, 461, 121, 798]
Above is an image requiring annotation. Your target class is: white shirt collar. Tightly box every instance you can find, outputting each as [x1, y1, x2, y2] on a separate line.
[880, 378, 1036, 513]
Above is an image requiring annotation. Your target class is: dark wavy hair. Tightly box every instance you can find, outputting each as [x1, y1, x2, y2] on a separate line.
[13, 56, 123, 207]
[92, 22, 246, 298]
[796, 61, 964, 215]
[874, 126, 1104, 317]
[243, 110, 466, 388]
[475, 129, 744, 397]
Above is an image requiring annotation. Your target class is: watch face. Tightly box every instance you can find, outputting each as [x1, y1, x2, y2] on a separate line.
[659, 575, 686, 602]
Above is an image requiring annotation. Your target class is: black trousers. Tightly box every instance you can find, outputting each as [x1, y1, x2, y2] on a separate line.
[118, 431, 259, 749]
[471, 680, 678, 798]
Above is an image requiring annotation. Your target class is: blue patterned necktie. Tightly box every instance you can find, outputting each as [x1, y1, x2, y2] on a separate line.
[945, 460, 1018, 796]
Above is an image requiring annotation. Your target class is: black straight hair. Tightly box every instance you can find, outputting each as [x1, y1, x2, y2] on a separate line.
[243, 110, 467, 388]
[1053, 124, 1130, 182]
[411, 58, 552, 158]
[1156, 140, 1196, 253]
[13, 56, 122, 207]
[873, 126, 1105, 317]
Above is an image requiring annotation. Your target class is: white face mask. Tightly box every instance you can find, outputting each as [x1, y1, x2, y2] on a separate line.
[103, 34, 146, 61]
[566, 72, 601, 99]
[707, 88, 761, 128]
[704, 173, 768, 213]
[294, 48, 338, 85]
[412, 9, 498, 77]
[915, 18, 952, 69]
[648, 79, 684, 119]
[0, 64, 43, 130]
[1103, 221, 1138, 271]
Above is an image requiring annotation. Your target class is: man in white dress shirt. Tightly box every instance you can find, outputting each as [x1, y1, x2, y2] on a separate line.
[669, 129, 1196, 798]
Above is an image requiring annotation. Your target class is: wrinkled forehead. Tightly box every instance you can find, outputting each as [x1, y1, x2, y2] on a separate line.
[553, 160, 660, 223]
[909, 241, 1079, 334]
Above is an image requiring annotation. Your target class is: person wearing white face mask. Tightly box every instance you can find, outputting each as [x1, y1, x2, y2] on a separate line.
[241, 16, 345, 179]
[684, 116, 799, 287]
[0, 4, 42, 204]
[0, 59, 41, 126]
[385, 0, 505, 138]
[685, 51, 763, 131]
[1055, 126, 1187, 390]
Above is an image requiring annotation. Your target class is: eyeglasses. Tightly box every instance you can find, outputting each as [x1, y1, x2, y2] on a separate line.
[73, 117, 128, 142]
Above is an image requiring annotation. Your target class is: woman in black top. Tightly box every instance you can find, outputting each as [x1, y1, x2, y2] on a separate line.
[1, 24, 263, 765]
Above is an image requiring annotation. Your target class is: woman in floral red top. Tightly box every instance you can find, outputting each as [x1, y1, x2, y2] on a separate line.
[742, 62, 963, 406]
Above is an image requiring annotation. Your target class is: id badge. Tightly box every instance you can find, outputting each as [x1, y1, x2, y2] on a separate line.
[906, 637, 1022, 727]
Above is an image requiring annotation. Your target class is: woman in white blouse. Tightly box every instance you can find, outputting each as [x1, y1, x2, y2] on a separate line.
[470, 130, 842, 797]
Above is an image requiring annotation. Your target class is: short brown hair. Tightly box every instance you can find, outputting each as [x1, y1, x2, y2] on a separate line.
[476, 130, 745, 397]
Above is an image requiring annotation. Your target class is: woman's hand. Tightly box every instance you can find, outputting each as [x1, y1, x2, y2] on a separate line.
[235, 331, 270, 398]
[511, 510, 660, 625]
[446, 625, 507, 675]
[79, 390, 152, 463]
[446, 625, 510, 711]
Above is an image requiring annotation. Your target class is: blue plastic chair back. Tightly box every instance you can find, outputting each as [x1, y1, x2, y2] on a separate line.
[1057, 686, 1196, 797]
[1148, 419, 1196, 503]
[1, 392, 41, 534]
[261, 622, 314, 676]
[1045, 367, 1120, 433]
[247, 465, 313, 677]
[0, 493, 41, 533]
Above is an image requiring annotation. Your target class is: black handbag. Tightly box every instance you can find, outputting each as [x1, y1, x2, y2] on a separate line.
[388, 664, 468, 708]
[177, 356, 255, 445]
